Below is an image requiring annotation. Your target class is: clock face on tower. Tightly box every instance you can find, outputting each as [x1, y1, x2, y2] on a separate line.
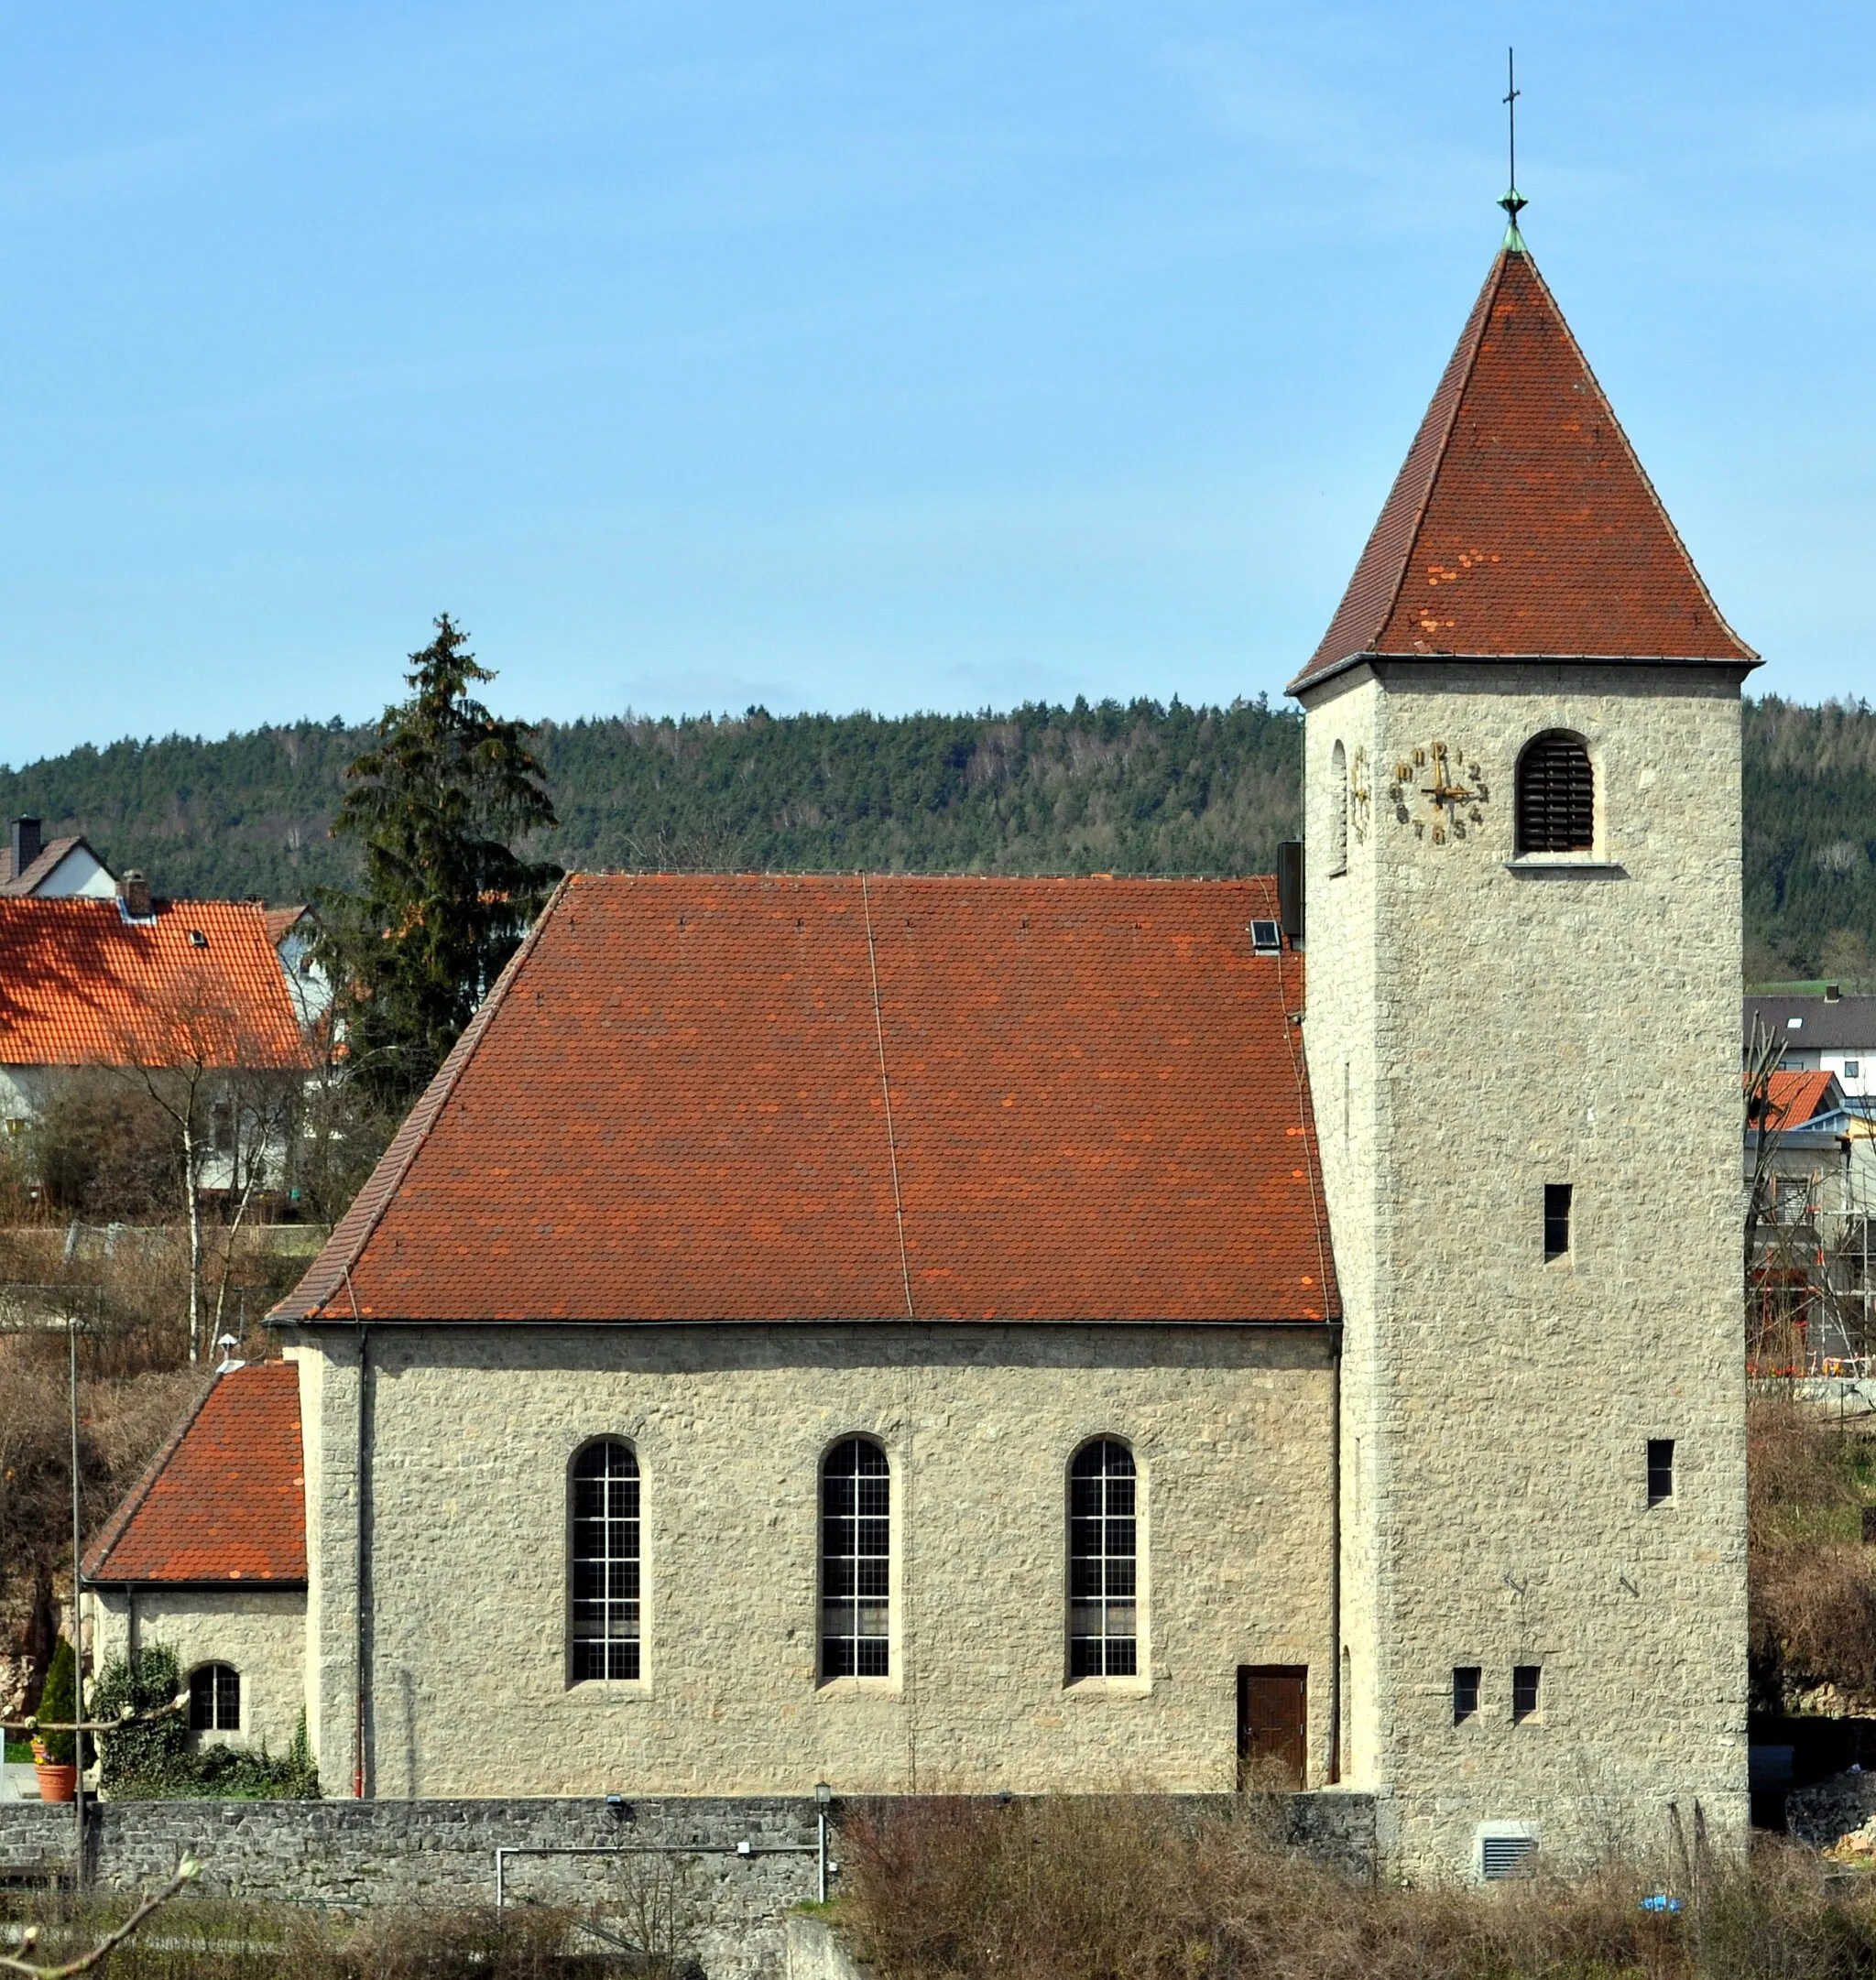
[1387, 743, 1489, 845]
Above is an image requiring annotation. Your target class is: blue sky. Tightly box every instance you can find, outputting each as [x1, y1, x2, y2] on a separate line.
[0, 2, 1869, 764]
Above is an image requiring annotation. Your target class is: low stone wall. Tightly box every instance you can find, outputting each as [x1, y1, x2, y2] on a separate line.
[0, 1790, 1376, 1978]
[1786, 1770, 1876, 1850]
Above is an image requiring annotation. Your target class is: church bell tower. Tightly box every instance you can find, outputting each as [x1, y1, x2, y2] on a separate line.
[1292, 213, 1756, 1877]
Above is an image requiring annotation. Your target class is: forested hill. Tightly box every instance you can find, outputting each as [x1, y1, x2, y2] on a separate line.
[0, 693, 1871, 977]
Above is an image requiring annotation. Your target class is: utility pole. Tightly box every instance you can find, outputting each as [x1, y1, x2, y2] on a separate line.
[68, 1295, 85, 1885]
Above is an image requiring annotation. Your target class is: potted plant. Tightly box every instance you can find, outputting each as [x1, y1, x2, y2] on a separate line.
[32, 1637, 80, 1803]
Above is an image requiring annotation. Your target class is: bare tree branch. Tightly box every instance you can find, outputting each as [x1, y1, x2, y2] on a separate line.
[0, 1858, 198, 1980]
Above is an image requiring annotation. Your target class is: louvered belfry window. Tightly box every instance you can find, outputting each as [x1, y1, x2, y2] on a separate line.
[1515, 733, 1595, 854]
[571, 1440, 641, 1681]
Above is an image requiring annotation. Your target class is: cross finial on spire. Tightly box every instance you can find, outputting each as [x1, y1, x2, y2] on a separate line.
[1499, 47, 1528, 252]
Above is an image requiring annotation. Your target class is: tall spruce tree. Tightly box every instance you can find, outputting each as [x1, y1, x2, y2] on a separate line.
[318, 616, 560, 1108]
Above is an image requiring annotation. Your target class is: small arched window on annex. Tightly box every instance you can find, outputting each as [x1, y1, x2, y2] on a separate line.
[1068, 1438, 1139, 1680]
[821, 1437, 890, 1680]
[1328, 740, 1349, 877]
[187, 1663, 240, 1734]
[570, 1438, 642, 1682]
[1515, 731, 1596, 856]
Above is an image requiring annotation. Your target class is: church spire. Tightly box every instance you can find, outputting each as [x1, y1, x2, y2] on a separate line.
[1499, 48, 1528, 254]
[1288, 243, 1758, 694]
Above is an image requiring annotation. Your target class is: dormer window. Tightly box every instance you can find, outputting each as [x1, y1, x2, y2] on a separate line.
[1515, 734, 1594, 854]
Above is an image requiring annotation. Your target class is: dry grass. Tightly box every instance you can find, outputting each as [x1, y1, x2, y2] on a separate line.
[1749, 1397, 1876, 1704]
[0, 1898, 621, 1978]
[837, 1796, 1876, 1980]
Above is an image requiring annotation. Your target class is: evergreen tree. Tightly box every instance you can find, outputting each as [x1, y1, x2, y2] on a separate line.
[317, 617, 560, 1107]
[37, 1635, 79, 1766]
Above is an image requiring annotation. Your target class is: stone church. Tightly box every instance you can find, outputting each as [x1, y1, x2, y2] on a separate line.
[85, 218, 1753, 1881]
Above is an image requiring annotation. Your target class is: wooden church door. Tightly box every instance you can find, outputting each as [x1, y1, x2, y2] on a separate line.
[1237, 1665, 1307, 1789]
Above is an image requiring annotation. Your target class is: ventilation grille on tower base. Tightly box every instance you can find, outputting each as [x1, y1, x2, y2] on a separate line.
[1478, 1831, 1538, 1881]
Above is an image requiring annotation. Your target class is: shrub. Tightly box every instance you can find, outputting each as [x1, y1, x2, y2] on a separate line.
[837, 1796, 1876, 1980]
[91, 1647, 319, 1799]
[91, 1643, 188, 1790]
[36, 1635, 79, 1767]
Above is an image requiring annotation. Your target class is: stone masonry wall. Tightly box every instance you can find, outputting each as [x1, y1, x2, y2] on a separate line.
[88, 1589, 306, 1755]
[0, 1791, 1376, 1979]
[1301, 661, 1751, 1880]
[283, 1322, 1338, 1800]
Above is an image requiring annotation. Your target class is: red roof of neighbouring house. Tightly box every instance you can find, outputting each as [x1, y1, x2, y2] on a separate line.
[82, 1363, 306, 1586]
[1290, 246, 1756, 692]
[0, 898, 310, 1069]
[1759, 1069, 1844, 1129]
[274, 873, 1336, 1325]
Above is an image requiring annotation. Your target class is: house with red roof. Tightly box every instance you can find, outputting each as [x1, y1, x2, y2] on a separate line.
[0, 815, 118, 900]
[0, 885, 312, 1200]
[88, 203, 1754, 1884]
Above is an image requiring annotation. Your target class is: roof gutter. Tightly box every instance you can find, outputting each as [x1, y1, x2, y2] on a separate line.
[1288, 650, 1761, 700]
[276, 1315, 1344, 1333]
[85, 1578, 308, 1593]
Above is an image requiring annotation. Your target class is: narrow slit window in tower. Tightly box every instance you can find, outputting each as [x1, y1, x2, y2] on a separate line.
[1647, 1439, 1675, 1507]
[1543, 1184, 1572, 1261]
[1452, 1666, 1481, 1724]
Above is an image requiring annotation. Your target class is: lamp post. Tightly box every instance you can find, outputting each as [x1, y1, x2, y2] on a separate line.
[814, 1781, 833, 1902]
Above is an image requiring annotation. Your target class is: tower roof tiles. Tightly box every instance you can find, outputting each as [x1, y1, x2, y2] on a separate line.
[1291, 245, 1756, 693]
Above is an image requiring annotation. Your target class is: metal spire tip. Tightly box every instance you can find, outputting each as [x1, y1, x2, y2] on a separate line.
[1500, 49, 1527, 252]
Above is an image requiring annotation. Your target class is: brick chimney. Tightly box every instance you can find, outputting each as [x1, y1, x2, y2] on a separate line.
[120, 871, 153, 919]
[10, 816, 42, 879]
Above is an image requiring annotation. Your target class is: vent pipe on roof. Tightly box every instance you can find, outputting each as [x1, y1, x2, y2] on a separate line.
[120, 871, 153, 920]
[1277, 841, 1304, 949]
[10, 817, 41, 877]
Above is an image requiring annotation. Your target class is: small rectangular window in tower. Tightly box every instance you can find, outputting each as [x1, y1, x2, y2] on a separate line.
[1647, 1439, 1675, 1506]
[1452, 1666, 1481, 1724]
[1511, 1665, 1541, 1724]
[1543, 1184, 1572, 1261]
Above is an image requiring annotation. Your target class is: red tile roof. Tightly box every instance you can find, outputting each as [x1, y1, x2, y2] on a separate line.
[1761, 1069, 1842, 1129]
[0, 898, 310, 1069]
[275, 873, 1336, 1325]
[1291, 247, 1756, 693]
[83, 1363, 306, 1586]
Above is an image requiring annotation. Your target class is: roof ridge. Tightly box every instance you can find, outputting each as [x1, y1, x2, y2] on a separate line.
[82, 1367, 220, 1582]
[270, 877, 572, 1324]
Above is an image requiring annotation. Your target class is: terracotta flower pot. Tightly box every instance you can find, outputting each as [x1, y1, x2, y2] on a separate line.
[34, 1763, 77, 1803]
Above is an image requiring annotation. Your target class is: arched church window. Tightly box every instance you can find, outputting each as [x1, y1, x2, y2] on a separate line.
[1329, 741, 1349, 876]
[571, 1440, 641, 1681]
[188, 1663, 240, 1732]
[1515, 733, 1595, 854]
[822, 1438, 890, 1678]
[1069, 1439, 1138, 1678]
